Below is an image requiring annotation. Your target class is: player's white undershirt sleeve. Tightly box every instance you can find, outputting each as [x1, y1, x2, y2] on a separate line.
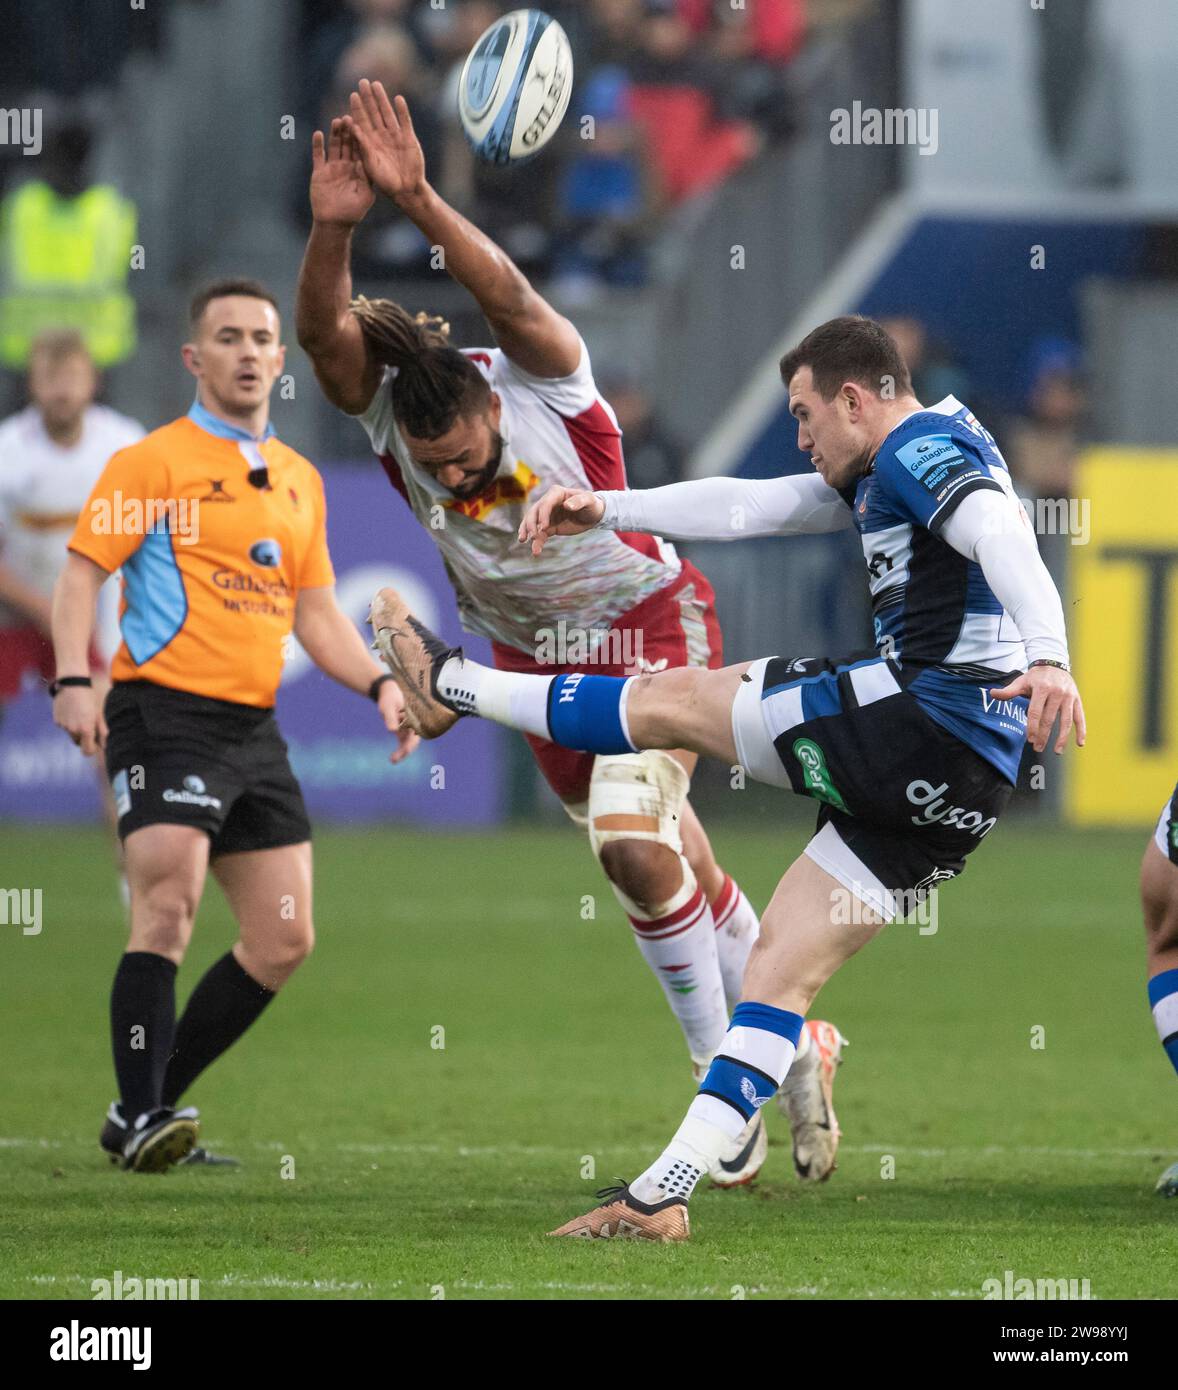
[595, 473, 853, 540]
[939, 486, 1071, 667]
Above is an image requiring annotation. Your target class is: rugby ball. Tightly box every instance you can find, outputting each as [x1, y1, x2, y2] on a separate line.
[458, 8, 573, 165]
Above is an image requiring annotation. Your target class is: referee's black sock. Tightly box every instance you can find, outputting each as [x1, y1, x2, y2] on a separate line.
[111, 951, 178, 1125]
[162, 951, 275, 1107]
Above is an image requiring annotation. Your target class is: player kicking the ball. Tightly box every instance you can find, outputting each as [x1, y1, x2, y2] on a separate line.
[370, 315, 1087, 1240]
[1143, 781, 1178, 1197]
[296, 79, 845, 1189]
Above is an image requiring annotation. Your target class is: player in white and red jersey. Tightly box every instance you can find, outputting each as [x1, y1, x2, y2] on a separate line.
[0, 329, 144, 713]
[296, 82, 847, 1188]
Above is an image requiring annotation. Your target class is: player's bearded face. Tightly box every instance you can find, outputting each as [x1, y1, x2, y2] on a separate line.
[30, 351, 96, 434]
[187, 296, 285, 418]
[403, 409, 505, 499]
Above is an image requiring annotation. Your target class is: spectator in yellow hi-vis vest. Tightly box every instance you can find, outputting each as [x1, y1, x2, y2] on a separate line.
[0, 121, 137, 370]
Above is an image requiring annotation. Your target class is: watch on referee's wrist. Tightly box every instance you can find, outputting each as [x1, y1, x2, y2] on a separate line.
[1028, 659, 1070, 674]
[368, 673, 397, 702]
[48, 675, 93, 698]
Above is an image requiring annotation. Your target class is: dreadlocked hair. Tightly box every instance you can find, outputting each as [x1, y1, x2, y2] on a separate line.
[350, 296, 492, 440]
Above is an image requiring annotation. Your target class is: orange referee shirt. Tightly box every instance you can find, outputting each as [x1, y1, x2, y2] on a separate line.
[68, 400, 335, 708]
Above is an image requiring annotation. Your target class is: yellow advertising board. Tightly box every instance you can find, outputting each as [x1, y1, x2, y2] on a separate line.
[1068, 450, 1178, 825]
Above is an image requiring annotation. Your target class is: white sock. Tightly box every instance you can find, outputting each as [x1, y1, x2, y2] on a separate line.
[436, 656, 551, 739]
[630, 1003, 803, 1204]
[710, 875, 760, 1011]
[613, 870, 728, 1065]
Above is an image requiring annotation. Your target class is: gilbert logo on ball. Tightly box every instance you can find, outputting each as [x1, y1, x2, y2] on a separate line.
[458, 8, 573, 165]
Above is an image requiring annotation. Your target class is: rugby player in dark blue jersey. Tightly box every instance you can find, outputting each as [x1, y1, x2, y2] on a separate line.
[1143, 781, 1178, 1196]
[366, 315, 1085, 1240]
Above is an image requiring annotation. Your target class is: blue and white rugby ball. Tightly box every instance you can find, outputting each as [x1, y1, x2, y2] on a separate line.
[458, 9, 573, 165]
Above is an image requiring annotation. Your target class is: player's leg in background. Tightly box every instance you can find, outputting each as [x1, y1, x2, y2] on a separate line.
[116, 824, 209, 1126]
[587, 750, 729, 1074]
[1141, 834, 1178, 1194]
[551, 659, 793, 1020]
[160, 841, 313, 1110]
[678, 795, 760, 1013]
[584, 748, 776, 1186]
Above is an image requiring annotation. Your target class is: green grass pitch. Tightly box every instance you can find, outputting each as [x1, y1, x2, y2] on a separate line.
[1, 819, 1176, 1301]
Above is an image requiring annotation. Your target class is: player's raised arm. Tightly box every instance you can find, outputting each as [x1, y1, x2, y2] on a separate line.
[296, 119, 383, 414]
[345, 80, 581, 379]
[520, 472, 853, 556]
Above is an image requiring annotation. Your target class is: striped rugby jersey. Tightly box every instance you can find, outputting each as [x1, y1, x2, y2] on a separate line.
[840, 396, 1031, 781]
[358, 339, 682, 654]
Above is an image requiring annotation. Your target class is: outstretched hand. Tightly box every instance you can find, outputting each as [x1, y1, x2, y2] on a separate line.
[310, 118, 375, 227]
[989, 664, 1086, 755]
[344, 80, 427, 206]
[518, 487, 606, 557]
[376, 679, 420, 765]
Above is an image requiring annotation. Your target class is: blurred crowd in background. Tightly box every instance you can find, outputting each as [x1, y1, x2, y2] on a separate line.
[0, 0, 1091, 514]
[293, 0, 809, 296]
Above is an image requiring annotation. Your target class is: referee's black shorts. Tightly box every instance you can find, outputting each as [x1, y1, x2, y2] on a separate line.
[104, 680, 311, 855]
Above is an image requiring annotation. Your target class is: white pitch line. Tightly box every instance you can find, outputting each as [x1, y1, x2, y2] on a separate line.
[845, 1143, 1173, 1160]
[23, 1273, 977, 1300]
[325, 1140, 1175, 1161]
[28, 1273, 397, 1295]
[2, 1136, 1170, 1161]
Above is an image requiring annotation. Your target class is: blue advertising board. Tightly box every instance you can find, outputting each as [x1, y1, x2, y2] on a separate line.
[0, 469, 505, 826]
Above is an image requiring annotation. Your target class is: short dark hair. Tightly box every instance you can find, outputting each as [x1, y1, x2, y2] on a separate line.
[779, 314, 912, 402]
[189, 278, 280, 331]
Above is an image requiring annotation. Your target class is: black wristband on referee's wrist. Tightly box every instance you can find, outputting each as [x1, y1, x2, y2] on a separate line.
[368, 673, 396, 702]
[49, 675, 93, 697]
[1028, 659, 1070, 673]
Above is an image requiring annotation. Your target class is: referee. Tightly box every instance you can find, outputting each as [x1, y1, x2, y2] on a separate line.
[50, 279, 417, 1171]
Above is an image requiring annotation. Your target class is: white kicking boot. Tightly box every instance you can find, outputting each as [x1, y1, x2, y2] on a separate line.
[776, 1019, 847, 1182]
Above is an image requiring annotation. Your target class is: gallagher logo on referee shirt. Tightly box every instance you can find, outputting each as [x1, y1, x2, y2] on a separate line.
[249, 539, 282, 568]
